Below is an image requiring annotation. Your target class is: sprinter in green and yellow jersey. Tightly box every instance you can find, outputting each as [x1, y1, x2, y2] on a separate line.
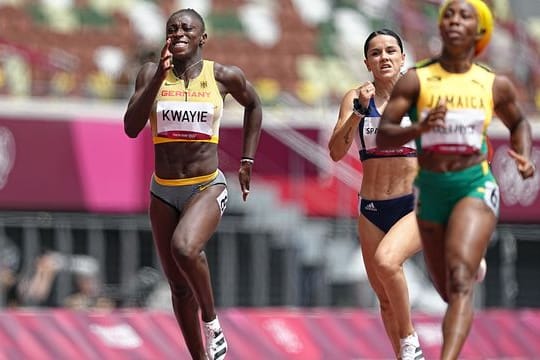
[376, 1, 535, 359]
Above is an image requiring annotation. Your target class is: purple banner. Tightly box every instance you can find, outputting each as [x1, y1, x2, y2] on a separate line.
[0, 116, 319, 213]
[1, 114, 538, 222]
[0, 117, 153, 212]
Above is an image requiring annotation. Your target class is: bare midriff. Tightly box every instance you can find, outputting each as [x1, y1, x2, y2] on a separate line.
[359, 157, 417, 200]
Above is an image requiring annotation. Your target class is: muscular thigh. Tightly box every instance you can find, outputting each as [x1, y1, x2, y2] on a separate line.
[149, 194, 185, 281]
[358, 214, 385, 260]
[357, 214, 386, 294]
[175, 184, 228, 252]
[379, 212, 422, 262]
[417, 219, 447, 299]
[446, 197, 497, 274]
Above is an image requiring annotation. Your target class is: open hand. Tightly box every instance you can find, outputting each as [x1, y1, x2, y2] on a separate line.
[420, 98, 447, 133]
[156, 38, 174, 81]
[238, 163, 252, 201]
[507, 149, 536, 179]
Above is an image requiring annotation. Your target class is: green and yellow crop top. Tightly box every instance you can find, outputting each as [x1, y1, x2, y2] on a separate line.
[150, 60, 224, 144]
[410, 59, 495, 155]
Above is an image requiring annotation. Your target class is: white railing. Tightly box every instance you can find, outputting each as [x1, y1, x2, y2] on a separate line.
[262, 108, 363, 190]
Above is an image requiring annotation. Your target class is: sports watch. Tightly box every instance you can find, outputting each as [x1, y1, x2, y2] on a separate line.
[353, 98, 369, 117]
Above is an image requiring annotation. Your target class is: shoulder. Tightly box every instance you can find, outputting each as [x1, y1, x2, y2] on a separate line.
[473, 61, 494, 73]
[213, 61, 246, 85]
[138, 61, 158, 76]
[493, 74, 517, 104]
[413, 57, 438, 70]
[394, 67, 419, 93]
[493, 73, 513, 88]
[135, 61, 158, 84]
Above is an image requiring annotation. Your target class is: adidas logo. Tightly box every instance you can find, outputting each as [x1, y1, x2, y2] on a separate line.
[364, 202, 377, 211]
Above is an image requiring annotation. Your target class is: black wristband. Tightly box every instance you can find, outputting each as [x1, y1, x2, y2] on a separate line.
[353, 98, 369, 116]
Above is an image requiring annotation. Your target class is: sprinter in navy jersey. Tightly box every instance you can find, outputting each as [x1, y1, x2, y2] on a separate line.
[328, 29, 423, 360]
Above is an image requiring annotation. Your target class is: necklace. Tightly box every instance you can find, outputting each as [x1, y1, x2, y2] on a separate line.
[173, 59, 203, 80]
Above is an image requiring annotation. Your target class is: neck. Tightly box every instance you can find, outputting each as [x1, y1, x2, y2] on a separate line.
[438, 48, 475, 73]
[173, 58, 203, 80]
[373, 76, 400, 100]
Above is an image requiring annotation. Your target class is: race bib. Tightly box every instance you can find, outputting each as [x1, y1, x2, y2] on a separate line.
[421, 109, 485, 154]
[482, 180, 500, 217]
[216, 188, 228, 216]
[156, 101, 214, 140]
[362, 116, 416, 152]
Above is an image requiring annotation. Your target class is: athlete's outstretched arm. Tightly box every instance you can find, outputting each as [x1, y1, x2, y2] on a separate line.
[328, 88, 363, 161]
[493, 75, 535, 179]
[124, 39, 173, 138]
[216, 63, 262, 200]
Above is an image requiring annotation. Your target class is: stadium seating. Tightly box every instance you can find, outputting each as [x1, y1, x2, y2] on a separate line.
[0, 0, 538, 113]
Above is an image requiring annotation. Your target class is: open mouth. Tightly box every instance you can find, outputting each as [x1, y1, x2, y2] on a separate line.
[446, 30, 462, 38]
[172, 41, 188, 49]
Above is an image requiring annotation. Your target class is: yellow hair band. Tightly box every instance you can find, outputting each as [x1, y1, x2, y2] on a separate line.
[438, 0, 494, 56]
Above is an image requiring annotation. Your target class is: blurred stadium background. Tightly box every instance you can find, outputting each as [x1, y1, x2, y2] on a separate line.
[0, 0, 540, 358]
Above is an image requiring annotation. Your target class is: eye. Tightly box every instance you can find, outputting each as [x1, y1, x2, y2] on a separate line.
[442, 8, 454, 19]
[460, 10, 474, 19]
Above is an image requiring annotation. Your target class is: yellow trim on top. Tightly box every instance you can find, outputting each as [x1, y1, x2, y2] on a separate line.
[481, 160, 489, 175]
[154, 170, 218, 186]
[153, 136, 219, 144]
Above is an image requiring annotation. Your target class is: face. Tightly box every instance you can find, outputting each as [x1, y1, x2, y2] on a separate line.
[165, 12, 207, 57]
[439, 0, 478, 52]
[364, 34, 405, 80]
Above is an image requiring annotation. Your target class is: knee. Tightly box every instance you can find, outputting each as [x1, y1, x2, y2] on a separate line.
[447, 263, 474, 298]
[373, 252, 401, 281]
[171, 236, 203, 264]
